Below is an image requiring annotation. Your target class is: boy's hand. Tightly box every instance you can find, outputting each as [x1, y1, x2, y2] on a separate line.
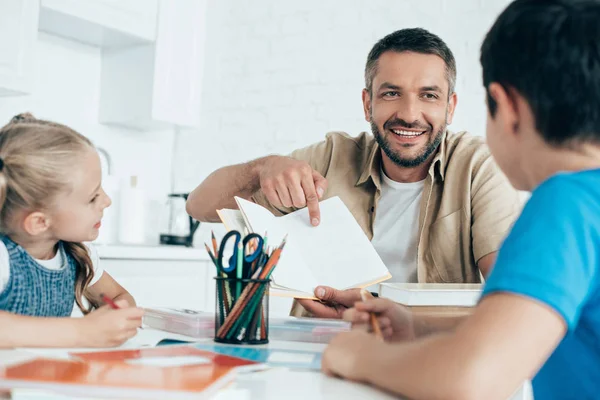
[343, 298, 416, 342]
[77, 301, 144, 347]
[321, 330, 381, 381]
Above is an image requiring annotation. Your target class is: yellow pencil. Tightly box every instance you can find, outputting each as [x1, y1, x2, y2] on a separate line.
[360, 289, 383, 339]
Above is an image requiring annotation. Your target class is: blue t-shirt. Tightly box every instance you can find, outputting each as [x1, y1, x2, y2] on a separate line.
[482, 169, 600, 400]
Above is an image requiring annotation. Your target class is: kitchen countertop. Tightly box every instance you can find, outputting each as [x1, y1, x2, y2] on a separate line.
[95, 244, 211, 261]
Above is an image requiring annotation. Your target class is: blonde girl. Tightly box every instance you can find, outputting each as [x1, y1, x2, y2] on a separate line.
[0, 113, 143, 348]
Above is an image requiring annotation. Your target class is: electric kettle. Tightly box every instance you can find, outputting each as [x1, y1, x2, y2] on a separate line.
[159, 193, 200, 247]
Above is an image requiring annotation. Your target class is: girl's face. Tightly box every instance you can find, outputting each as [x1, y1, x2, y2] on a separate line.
[49, 149, 112, 243]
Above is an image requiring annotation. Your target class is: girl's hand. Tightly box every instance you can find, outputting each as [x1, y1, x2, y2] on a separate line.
[343, 298, 415, 342]
[321, 330, 381, 381]
[77, 300, 144, 347]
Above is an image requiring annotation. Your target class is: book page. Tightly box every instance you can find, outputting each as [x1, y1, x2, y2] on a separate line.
[234, 197, 276, 236]
[272, 197, 390, 293]
[216, 208, 247, 232]
[234, 198, 319, 295]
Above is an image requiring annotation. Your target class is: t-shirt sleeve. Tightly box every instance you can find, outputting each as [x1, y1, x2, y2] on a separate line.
[482, 176, 599, 329]
[84, 243, 104, 286]
[0, 242, 9, 294]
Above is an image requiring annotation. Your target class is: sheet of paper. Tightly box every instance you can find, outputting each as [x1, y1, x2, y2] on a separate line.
[272, 197, 390, 293]
[267, 351, 317, 364]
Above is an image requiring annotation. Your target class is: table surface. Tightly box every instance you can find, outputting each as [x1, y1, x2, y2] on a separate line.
[0, 334, 532, 400]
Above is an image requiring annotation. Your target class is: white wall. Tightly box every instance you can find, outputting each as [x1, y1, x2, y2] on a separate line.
[0, 1, 516, 245]
[174, 0, 514, 194]
[0, 33, 174, 243]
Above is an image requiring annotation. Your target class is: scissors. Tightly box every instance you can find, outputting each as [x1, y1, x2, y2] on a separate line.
[217, 230, 264, 279]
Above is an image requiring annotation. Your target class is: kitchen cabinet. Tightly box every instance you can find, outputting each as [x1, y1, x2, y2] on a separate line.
[0, 0, 39, 96]
[38, 0, 158, 48]
[98, 0, 207, 130]
[97, 245, 215, 311]
[96, 244, 294, 317]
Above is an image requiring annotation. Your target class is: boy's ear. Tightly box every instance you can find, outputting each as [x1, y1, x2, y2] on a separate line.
[488, 82, 520, 135]
[22, 211, 51, 236]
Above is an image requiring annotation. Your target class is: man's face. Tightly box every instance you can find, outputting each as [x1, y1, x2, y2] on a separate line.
[363, 51, 456, 168]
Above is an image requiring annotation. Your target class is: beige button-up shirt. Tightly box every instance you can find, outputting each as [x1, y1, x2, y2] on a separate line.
[253, 130, 521, 288]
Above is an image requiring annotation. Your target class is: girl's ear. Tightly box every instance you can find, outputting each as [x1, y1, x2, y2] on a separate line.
[22, 211, 50, 236]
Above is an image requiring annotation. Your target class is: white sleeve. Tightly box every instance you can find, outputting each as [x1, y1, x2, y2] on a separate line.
[0, 242, 9, 293]
[84, 243, 104, 286]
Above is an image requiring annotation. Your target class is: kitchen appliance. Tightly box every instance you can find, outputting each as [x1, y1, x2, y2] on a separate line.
[159, 193, 200, 247]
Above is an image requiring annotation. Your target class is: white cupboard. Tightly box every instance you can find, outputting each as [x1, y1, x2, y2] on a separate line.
[38, 0, 158, 48]
[99, 0, 207, 130]
[97, 244, 215, 312]
[0, 0, 39, 96]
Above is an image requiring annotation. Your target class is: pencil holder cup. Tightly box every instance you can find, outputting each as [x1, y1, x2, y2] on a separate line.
[214, 277, 271, 345]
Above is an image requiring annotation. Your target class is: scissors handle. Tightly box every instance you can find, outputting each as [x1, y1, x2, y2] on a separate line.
[242, 233, 264, 278]
[218, 230, 241, 274]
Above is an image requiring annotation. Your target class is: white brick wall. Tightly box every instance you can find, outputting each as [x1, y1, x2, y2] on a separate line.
[174, 0, 513, 192]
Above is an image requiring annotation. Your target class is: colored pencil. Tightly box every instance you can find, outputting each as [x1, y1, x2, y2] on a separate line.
[360, 290, 383, 339]
[101, 294, 119, 310]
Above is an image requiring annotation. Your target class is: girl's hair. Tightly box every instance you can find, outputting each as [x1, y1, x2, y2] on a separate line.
[0, 113, 97, 314]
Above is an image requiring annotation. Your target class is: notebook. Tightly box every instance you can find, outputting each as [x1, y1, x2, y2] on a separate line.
[193, 343, 323, 370]
[142, 307, 351, 344]
[378, 283, 483, 307]
[0, 345, 262, 400]
[217, 196, 391, 299]
[142, 308, 214, 339]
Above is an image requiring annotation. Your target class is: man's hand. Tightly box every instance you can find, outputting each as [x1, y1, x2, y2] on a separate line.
[343, 298, 416, 342]
[259, 156, 328, 226]
[296, 287, 362, 319]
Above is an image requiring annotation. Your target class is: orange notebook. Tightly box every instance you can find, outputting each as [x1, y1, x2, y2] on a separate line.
[0, 345, 261, 399]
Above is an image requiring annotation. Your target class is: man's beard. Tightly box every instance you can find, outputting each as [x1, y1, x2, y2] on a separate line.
[371, 117, 445, 168]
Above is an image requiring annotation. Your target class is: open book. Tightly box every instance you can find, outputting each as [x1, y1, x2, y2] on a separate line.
[217, 196, 391, 299]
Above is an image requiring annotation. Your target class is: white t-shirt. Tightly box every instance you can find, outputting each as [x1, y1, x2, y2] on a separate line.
[0, 242, 104, 293]
[371, 170, 425, 283]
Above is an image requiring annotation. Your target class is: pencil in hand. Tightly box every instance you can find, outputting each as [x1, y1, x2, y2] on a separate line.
[101, 293, 120, 310]
[360, 290, 383, 340]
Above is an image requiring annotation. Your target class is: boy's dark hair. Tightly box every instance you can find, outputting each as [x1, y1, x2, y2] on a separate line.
[481, 0, 600, 146]
[365, 28, 457, 97]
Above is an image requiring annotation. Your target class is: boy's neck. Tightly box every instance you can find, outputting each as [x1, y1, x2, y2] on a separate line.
[9, 233, 59, 260]
[526, 141, 600, 189]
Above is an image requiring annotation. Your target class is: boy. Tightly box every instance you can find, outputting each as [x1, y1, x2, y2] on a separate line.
[321, 1, 600, 399]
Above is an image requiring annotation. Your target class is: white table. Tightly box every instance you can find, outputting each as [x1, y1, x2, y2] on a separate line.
[0, 335, 532, 400]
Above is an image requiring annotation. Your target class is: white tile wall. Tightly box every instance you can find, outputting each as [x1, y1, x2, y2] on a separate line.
[174, 0, 514, 194]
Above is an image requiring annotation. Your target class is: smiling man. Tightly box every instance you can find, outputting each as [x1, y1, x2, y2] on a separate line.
[187, 28, 522, 318]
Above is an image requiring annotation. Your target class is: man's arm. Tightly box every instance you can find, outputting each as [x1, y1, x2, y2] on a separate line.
[186, 157, 269, 222]
[477, 252, 497, 278]
[471, 155, 522, 277]
[324, 293, 565, 400]
[187, 138, 333, 224]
